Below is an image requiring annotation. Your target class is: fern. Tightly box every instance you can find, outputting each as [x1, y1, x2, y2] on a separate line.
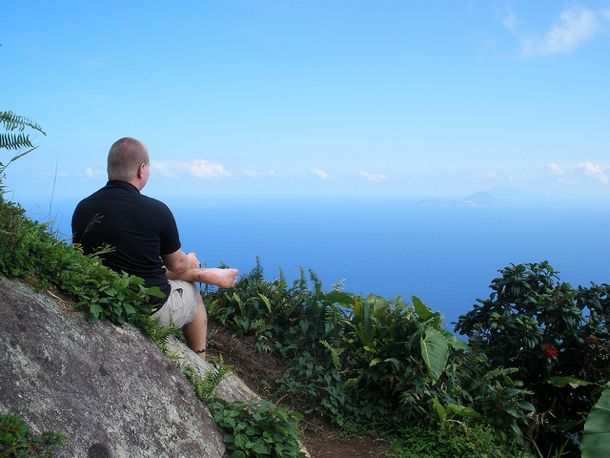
[0, 111, 45, 134]
[0, 132, 36, 150]
[1, 111, 46, 176]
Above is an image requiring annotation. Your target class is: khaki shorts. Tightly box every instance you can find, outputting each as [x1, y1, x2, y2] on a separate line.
[152, 280, 198, 328]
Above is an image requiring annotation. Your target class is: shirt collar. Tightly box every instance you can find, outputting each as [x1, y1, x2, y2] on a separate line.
[106, 180, 140, 193]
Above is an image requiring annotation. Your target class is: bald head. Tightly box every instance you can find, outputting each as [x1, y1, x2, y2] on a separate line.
[107, 137, 149, 182]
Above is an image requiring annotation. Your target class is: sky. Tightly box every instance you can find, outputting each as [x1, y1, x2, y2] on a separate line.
[2, 0, 610, 203]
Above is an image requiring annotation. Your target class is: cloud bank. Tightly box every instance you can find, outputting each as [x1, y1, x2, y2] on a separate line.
[359, 170, 389, 182]
[151, 160, 230, 179]
[310, 168, 331, 180]
[504, 6, 610, 57]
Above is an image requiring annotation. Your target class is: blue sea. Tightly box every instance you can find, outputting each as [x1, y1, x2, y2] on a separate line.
[19, 196, 610, 329]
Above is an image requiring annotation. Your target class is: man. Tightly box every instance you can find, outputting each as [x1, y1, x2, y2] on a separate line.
[72, 137, 235, 360]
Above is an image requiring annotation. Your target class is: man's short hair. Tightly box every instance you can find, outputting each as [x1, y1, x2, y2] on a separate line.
[107, 137, 149, 181]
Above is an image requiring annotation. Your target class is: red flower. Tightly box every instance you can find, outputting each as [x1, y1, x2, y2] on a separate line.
[543, 343, 558, 358]
[585, 336, 600, 346]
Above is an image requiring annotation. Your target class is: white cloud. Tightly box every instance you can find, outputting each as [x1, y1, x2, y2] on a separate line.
[578, 162, 608, 184]
[470, 171, 533, 184]
[519, 7, 607, 57]
[310, 168, 330, 180]
[151, 160, 230, 179]
[358, 170, 389, 182]
[84, 167, 105, 179]
[242, 169, 279, 179]
[546, 161, 608, 185]
[503, 7, 518, 33]
[548, 162, 566, 176]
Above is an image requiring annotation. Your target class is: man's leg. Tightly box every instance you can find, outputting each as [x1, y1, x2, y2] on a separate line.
[183, 293, 207, 361]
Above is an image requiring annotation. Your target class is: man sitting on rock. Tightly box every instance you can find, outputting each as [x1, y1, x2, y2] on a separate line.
[72, 137, 237, 360]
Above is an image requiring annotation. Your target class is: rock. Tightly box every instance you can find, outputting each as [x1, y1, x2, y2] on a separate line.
[0, 276, 225, 457]
[166, 339, 311, 457]
[166, 338, 261, 403]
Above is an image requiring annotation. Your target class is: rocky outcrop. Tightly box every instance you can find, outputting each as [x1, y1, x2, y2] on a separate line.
[166, 339, 261, 403]
[0, 276, 225, 457]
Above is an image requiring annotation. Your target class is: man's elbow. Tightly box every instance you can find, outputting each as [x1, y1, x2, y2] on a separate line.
[163, 250, 188, 274]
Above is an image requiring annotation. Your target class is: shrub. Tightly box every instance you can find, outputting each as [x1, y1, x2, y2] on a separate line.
[455, 261, 610, 455]
[0, 197, 164, 325]
[206, 263, 531, 449]
[208, 400, 305, 457]
[388, 422, 511, 458]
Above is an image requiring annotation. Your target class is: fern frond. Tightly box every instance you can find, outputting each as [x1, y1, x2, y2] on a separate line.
[0, 111, 46, 135]
[0, 133, 35, 150]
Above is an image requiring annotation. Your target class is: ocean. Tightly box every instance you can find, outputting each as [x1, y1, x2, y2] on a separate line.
[19, 195, 610, 328]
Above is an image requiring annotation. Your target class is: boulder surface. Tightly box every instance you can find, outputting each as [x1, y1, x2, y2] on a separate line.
[0, 276, 225, 457]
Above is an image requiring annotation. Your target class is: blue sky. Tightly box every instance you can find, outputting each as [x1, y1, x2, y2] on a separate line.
[2, 0, 610, 202]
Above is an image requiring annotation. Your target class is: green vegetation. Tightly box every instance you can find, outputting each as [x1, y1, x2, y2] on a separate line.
[208, 400, 304, 457]
[0, 111, 45, 177]
[1, 117, 607, 456]
[0, 414, 66, 458]
[456, 262, 610, 455]
[388, 423, 510, 458]
[206, 260, 609, 456]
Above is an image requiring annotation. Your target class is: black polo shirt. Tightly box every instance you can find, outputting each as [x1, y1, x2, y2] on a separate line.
[71, 180, 181, 305]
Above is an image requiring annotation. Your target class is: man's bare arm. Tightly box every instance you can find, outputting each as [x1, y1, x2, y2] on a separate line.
[167, 267, 238, 288]
[162, 249, 199, 275]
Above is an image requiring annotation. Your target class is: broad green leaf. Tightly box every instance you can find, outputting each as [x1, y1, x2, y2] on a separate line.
[582, 381, 610, 458]
[325, 290, 354, 305]
[549, 376, 592, 389]
[412, 296, 432, 320]
[257, 293, 272, 313]
[420, 328, 448, 383]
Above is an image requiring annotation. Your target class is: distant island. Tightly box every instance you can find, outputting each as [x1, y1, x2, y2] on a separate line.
[417, 191, 504, 208]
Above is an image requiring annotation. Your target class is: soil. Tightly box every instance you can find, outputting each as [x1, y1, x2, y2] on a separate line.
[206, 320, 389, 457]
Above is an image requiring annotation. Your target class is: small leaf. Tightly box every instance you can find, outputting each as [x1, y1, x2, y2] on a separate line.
[431, 397, 446, 423]
[447, 403, 480, 418]
[412, 296, 432, 320]
[89, 302, 103, 318]
[369, 358, 382, 367]
[549, 376, 593, 389]
[257, 293, 273, 313]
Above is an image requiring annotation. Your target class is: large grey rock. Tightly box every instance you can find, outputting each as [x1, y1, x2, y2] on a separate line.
[0, 276, 225, 457]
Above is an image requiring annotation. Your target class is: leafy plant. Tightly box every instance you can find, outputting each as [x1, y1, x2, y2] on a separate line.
[206, 263, 531, 450]
[0, 111, 46, 177]
[182, 358, 233, 403]
[0, 198, 165, 325]
[388, 422, 511, 458]
[455, 261, 610, 456]
[208, 399, 305, 457]
[0, 413, 66, 457]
